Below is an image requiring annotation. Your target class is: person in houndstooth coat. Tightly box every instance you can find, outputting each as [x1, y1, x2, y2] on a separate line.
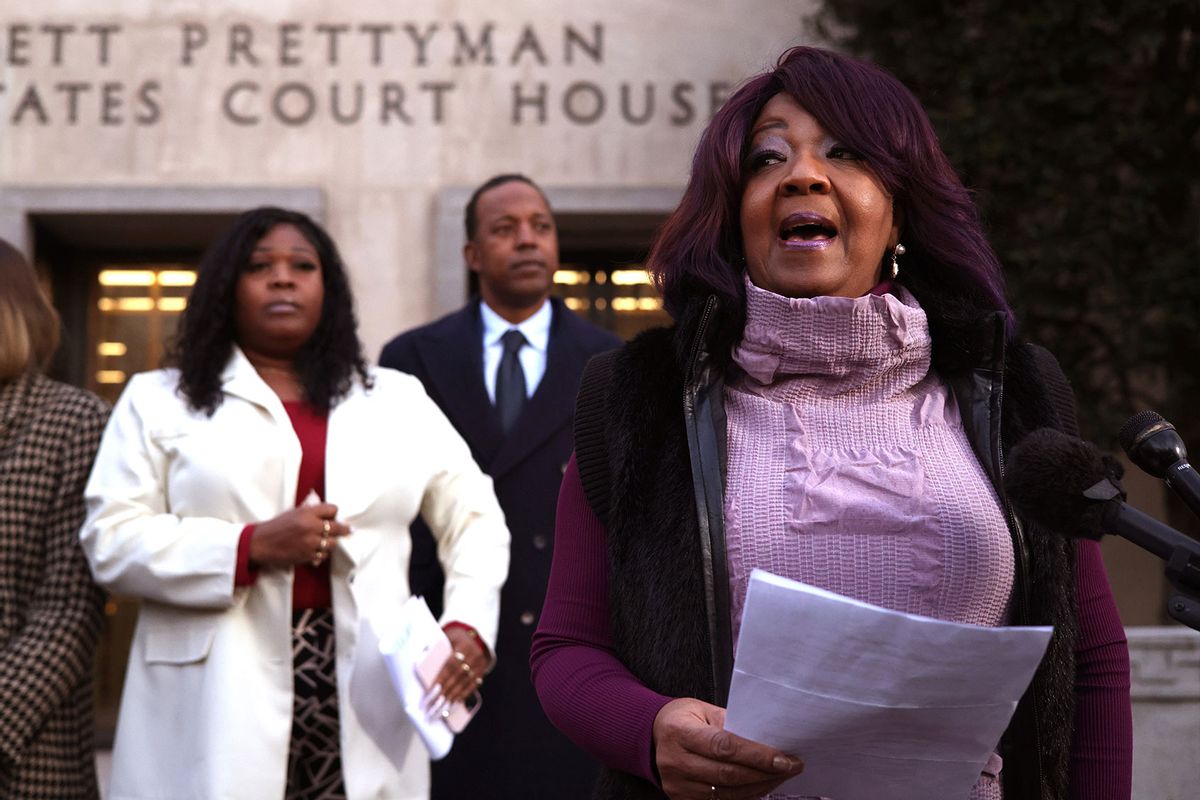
[0, 239, 109, 799]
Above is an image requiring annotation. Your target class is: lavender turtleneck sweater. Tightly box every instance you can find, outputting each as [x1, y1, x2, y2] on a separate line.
[724, 282, 1012, 798]
[531, 283, 1132, 798]
[726, 282, 1014, 642]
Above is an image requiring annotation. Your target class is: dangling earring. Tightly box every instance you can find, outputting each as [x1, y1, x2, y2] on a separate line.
[889, 243, 906, 280]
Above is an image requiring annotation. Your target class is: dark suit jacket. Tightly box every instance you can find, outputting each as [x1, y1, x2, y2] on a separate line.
[379, 297, 619, 800]
[0, 373, 108, 800]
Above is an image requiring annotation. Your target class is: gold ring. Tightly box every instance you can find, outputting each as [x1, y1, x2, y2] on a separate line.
[310, 549, 325, 567]
[475, 676, 483, 687]
[322, 519, 332, 535]
[454, 651, 466, 662]
[461, 662, 472, 673]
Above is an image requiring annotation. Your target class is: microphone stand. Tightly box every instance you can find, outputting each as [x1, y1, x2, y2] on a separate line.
[1088, 478, 1200, 631]
[1163, 548, 1200, 632]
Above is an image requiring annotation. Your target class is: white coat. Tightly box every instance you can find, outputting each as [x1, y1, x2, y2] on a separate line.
[81, 350, 510, 800]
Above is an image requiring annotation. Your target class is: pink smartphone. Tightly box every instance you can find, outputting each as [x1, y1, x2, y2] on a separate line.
[415, 637, 482, 733]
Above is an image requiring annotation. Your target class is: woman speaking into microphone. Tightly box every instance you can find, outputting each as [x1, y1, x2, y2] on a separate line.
[531, 46, 1132, 800]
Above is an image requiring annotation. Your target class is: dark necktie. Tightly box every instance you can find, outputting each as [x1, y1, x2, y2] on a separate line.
[495, 329, 528, 434]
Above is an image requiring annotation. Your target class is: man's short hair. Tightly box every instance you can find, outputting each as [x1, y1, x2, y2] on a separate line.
[463, 174, 550, 241]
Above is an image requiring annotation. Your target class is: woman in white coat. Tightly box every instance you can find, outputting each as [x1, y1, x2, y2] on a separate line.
[82, 207, 510, 800]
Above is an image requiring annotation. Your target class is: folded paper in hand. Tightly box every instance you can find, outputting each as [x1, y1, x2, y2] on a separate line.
[374, 595, 456, 760]
[724, 569, 1053, 800]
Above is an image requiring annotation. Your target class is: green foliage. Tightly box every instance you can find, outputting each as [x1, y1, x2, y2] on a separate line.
[814, 0, 1200, 449]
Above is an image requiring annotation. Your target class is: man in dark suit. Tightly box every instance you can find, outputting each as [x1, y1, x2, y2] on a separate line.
[379, 174, 619, 799]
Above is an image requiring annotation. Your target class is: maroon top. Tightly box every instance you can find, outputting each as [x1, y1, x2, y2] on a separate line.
[530, 455, 1133, 797]
[234, 401, 331, 609]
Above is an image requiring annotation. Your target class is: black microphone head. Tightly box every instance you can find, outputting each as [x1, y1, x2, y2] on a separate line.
[1007, 428, 1124, 540]
[1119, 410, 1187, 479]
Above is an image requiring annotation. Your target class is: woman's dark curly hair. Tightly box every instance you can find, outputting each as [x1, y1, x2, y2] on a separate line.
[172, 206, 371, 415]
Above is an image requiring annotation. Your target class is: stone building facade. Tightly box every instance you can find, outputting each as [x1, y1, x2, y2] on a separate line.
[0, 0, 808, 362]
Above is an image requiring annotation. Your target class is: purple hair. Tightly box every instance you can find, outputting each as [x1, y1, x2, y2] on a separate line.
[649, 46, 1013, 335]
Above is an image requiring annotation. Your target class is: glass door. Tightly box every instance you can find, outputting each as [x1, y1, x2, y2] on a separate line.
[89, 266, 196, 403]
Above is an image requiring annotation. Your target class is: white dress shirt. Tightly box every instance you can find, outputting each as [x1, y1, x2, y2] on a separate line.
[480, 299, 551, 403]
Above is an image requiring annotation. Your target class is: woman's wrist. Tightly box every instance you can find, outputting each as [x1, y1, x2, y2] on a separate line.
[442, 621, 492, 663]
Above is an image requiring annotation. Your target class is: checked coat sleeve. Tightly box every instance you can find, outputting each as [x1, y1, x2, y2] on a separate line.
[0, 375, 108, 798]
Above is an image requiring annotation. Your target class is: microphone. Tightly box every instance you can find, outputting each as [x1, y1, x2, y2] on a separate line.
[1007, 428, 1200, 630]
[1007, 428, 1200, 561]
[1119, 411, 1200, 520]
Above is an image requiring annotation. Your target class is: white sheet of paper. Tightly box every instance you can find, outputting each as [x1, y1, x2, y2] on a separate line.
[347, 618, 417, 773]
[371, 595, 456, 760]
[724, 569, 1053, 800]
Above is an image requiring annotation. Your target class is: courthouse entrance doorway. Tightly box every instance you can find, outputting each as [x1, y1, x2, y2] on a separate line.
[35, 212, 229, 394]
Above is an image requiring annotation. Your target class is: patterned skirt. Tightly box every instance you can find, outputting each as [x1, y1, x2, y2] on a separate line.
[285, 608, 347, 800]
